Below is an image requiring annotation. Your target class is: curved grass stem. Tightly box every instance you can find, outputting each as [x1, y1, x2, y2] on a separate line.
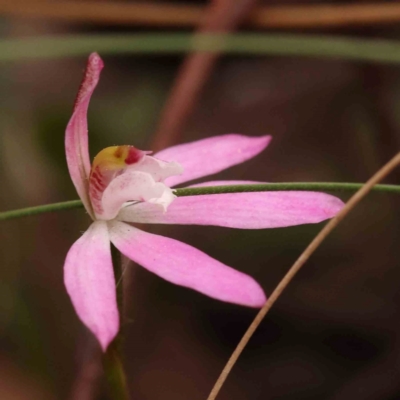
[4, 33, 400, 65]
[206, 155, 400, 400]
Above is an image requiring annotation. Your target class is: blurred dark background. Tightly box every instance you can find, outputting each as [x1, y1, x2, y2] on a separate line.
[1, 0, 400, 399]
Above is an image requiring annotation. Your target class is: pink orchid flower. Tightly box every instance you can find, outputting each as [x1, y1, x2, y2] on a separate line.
[64, 53, 344, 351]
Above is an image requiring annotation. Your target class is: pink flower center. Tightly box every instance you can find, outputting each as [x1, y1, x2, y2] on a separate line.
[89, 146, 147, 215]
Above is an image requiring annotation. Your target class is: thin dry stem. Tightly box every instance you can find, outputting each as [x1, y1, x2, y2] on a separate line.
[150, 0, 259, 152]
[4, 1, 400, 29]
[206, 151, 400, 400]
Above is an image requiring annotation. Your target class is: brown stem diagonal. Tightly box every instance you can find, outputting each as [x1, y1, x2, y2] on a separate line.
[150, 0, 260, 152]
[206, 151, 400, 400]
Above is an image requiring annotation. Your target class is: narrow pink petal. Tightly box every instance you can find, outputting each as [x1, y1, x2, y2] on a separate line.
[64, 221, 119, 351]
[65, 53, 104, 218]
[109, 221, 266, 307]
[154, 134, 271, 187]
[118, 181, 344, 228]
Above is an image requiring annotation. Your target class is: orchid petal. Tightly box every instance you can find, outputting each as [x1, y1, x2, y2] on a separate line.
[100, 171, 176, 220]
[118, 183, 344, 229]
[65, 53, 103, 218]
[126, 155, 183, 182]
[109, 221, 266, 307]
[154, 134, 271, 187]
[64, 221, 119, 351]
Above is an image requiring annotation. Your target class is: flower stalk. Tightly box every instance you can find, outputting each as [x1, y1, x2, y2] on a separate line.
[102, 344, 129, 400]
[102, 245, 129, 400]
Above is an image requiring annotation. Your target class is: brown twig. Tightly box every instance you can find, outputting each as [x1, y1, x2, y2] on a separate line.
[3, 1, 400, 29]
[150, 0, 259, 152]
[251, 3, 400, 29]
[206, 151, 400, 400]
[0, 0, 201, 28]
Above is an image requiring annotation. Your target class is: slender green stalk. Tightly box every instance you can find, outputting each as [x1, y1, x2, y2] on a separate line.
[2, 33, 400, 64]
[102, 346, 128, 400]
[0, 199, 84, 221]
[102, 245, 129, 400]
[174, 182, 400, 196]
[0, 183, 399, 222]
[111, 245, 124, 314]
